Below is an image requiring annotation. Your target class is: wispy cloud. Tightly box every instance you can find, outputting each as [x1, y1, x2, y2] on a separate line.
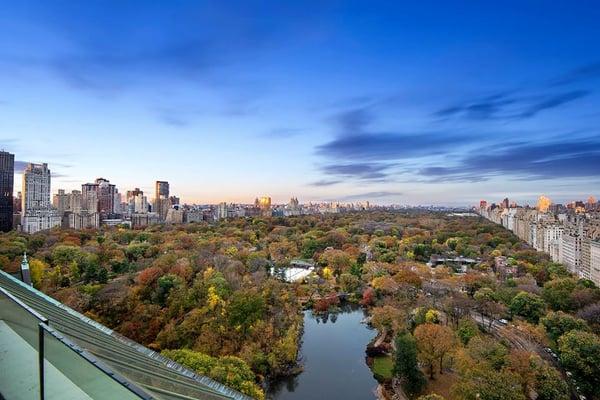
[320, 163, 395, 181]
[156, 108, 190, 127]
[550, 62, 600, 86]
[14, 160, 71, 175]
[419, 136, 600, 182]
[308, 179, 342, 187]
[434, 90, 589, 120]
[340, 191, 403, 201]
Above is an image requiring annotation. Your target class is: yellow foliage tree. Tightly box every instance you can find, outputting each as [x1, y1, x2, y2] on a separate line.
[207, 286, 222, 310]
[29, 258, 48, 288]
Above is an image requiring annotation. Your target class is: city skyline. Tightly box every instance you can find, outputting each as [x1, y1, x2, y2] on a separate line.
[1, 1, 600, 205]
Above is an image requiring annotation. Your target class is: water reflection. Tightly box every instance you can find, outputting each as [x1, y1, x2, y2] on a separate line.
[268, 304, 378, 400]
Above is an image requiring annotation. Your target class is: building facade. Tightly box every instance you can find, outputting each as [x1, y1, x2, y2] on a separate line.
[0, 151, 14, 232]
[479, 200, 600, 286]
[21, 163, 61, 234]
[591, 241, 600, 288]
[154, 181, 170, 220]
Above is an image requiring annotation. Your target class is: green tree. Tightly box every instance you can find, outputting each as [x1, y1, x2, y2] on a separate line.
[466, 336, 509, 370]
[393, 331, 426, 397]
[457, 317, 479, 345]
[542, 278, 577, 311]
[154, 274, 180, 306]
[339, 273, 360, 293]
[541, 311, 589, 341]
[534, 365, 569, 400]
[162, 349, 264, 400]
[558, 330, 600, 397]
[227, 291, 265, 334]
[509, 291, 546, 323]
[97, 267, 108, 284]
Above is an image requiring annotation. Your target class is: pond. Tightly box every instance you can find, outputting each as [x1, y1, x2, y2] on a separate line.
[268, 304, 379, 400]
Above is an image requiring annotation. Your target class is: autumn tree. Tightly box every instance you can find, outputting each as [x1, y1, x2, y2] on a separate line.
[338, 273, 360, 293]
[414, 323, 455, 378]
[443, 293, 473, 328]
[371, 305, 406, 333]
[474, 287, 507, 329]
[29, 258, 48, 288]
[577, 302, 600, 333]
[162, 349, 264, 400]
[360, 287, 375, 306]
[319, 248, 354, 274]
[451, 367, 525, 400]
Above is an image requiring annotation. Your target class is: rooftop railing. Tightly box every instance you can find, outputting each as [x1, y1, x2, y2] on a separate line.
[0, 286, 150, 400]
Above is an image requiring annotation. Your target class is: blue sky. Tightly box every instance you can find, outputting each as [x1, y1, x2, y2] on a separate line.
[1, 1, 600, 205]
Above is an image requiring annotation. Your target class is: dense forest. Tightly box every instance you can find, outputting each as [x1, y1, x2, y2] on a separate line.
[1, 211, 599, 399]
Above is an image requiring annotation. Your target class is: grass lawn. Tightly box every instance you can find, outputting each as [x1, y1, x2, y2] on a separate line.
[371, 355, 394, 380]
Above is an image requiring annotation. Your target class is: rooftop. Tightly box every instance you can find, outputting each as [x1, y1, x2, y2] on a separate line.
[0, 269, 252, 400]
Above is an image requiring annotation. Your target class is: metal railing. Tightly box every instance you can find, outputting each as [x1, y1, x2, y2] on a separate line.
[0, 286, 150, 400]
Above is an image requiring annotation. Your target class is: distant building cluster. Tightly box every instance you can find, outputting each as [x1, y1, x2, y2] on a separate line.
[478, 195, 600, 286]
[0, 151, 383, 235]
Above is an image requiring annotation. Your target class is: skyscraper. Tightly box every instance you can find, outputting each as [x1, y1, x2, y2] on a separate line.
[21, 163, 61, 234]
[0, 151, 14, 232]
[155, 181, 169, 198]
[154, 181, 169, 220]
[81, 182, 99, 212]
[126, 188, 148, 214]
[53, 189, 69, 216]
[95, 178, 117, 215]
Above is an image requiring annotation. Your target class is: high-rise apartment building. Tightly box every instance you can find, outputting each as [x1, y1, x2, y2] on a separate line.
[217, 202, 228, 220]
[81, 183, 99, 212]
[480, 196, 600, 286]
[21, 163, 61, 234]
[127, 188, 148, 214]
[0, 151, 14, 232]
[68, 190, 82, 213]
[591, 241, 600, 288]
[96, 178, 116, 215]
[155, 181, 169, 198]
[81, 178, 119, 217]
[154, 181, 170, 220]
[53, 189, 69, 216]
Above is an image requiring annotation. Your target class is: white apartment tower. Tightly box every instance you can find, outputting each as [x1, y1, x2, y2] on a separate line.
[21, 163, 61, 234]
